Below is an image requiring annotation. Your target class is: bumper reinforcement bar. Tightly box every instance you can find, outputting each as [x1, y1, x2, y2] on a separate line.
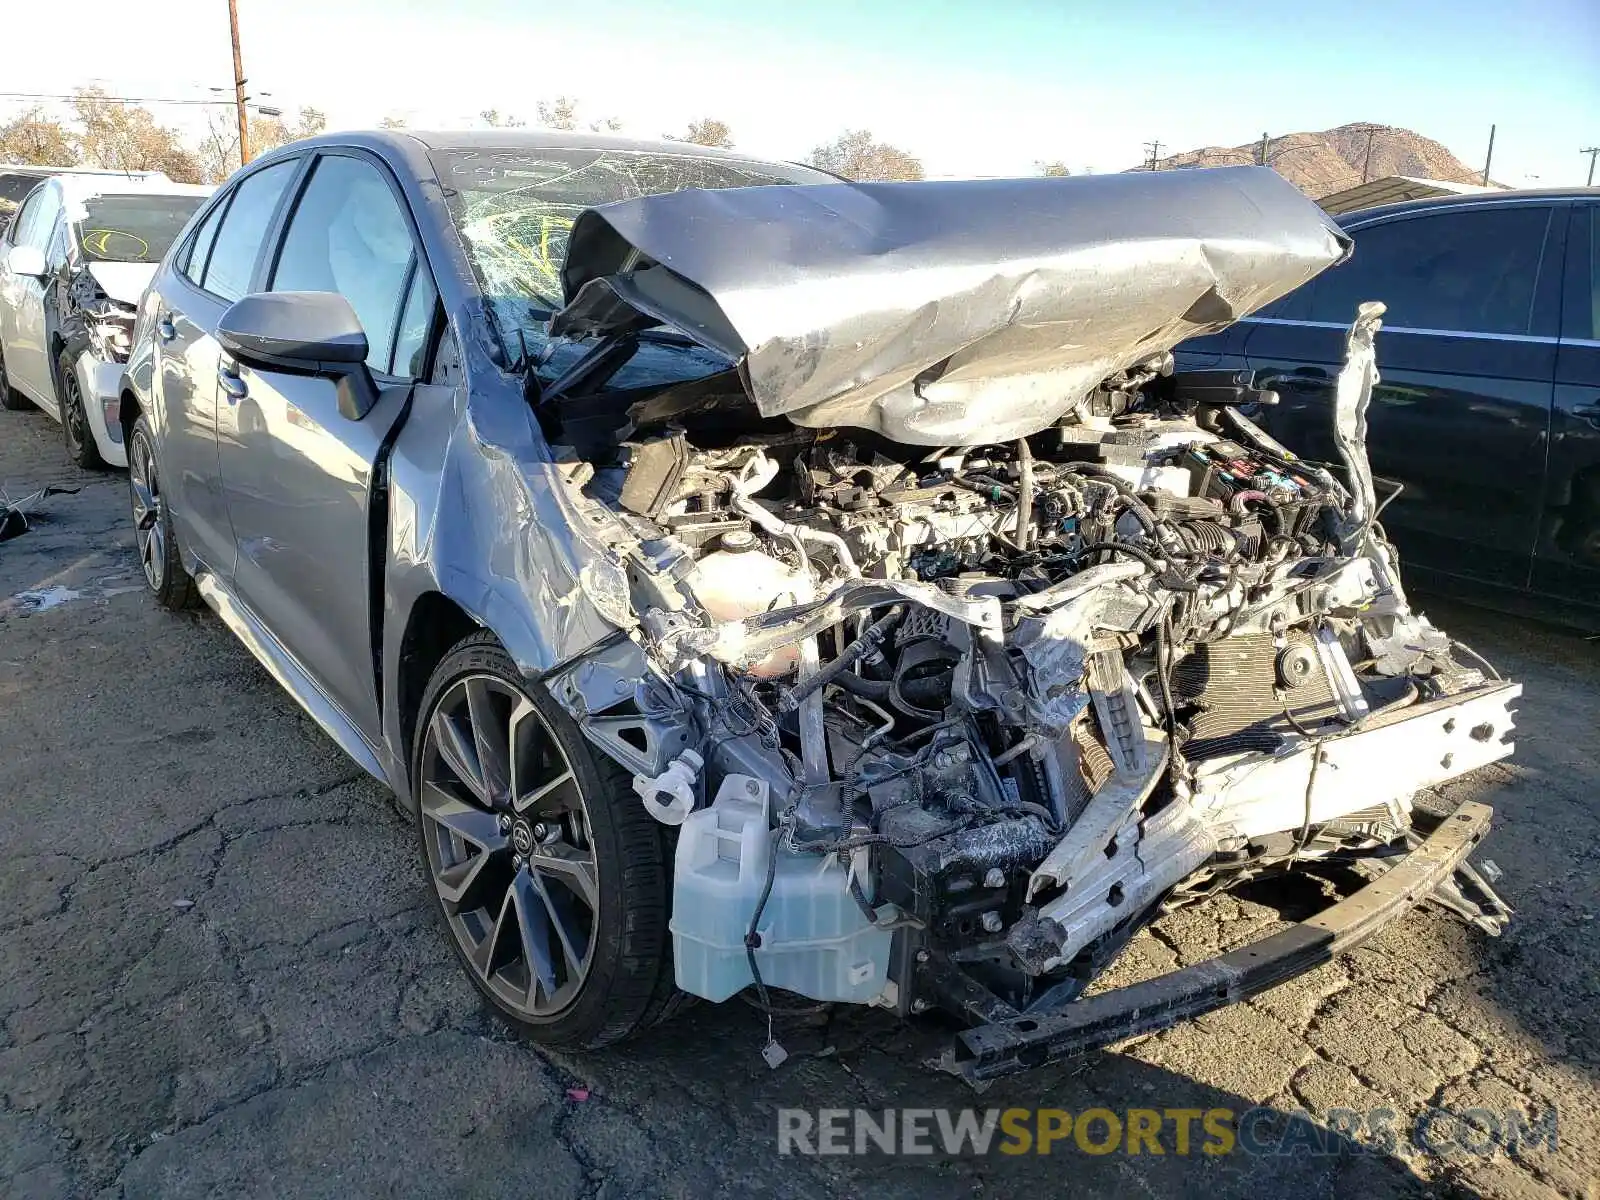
[947, 799, 1495, 1084]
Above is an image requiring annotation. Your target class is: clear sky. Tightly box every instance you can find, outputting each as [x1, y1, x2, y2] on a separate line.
[5, 0, 1598, 184]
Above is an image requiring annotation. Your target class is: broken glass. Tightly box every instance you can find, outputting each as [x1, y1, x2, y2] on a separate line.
[428, 145, 819, 363]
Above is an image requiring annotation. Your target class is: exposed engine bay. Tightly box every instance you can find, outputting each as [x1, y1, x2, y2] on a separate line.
[522, 169, 1518, 1076]
[538, 304, 1518, 1065]
[60, 264, 138, 368]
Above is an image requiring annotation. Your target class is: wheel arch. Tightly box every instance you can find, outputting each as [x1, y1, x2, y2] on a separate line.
[396, 590, 482, 788]
[118, 386, 143, 445]
[43, 326, 69, 406]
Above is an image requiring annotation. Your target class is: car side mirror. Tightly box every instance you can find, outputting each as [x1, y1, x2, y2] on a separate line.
[6, 245, 47, 279]
[216, 291, 378, 420]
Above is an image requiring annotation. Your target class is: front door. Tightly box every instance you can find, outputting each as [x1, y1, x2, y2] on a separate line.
[215, 150, 437, 744]
[1243, 201, 1563, 589]
[0, 186, 57, 406]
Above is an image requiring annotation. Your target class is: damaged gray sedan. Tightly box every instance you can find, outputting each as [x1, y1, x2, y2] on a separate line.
[120, 131, 1518, 1081]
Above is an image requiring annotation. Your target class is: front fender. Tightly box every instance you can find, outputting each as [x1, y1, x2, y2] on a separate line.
[377, 313, 632, 794]
[119, 312, 158, 439]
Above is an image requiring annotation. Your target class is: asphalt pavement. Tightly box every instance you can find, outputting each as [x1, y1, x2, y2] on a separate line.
[1, 401, 1596, 1199]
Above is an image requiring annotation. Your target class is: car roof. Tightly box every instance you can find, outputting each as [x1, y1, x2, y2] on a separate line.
[54, 175, 213, 203]
[0, 164, 171, 181]
[1338, 186, 1600, 225]
[275, 128, 834, 184]
[398, 128, 774, 160]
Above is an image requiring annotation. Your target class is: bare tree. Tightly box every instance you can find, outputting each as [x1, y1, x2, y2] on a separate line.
[252, 107, 328, 157]
[669, 118, 734, 149]
[70, 88, 202, 182]
[1035, 160, 1070, 177]
[197, 108, 242, 183]
[196, 106, 325, 183]
[806, 130, 924, 182]
[151, 144, 204, 185]
[480, 108, 527, 129]
[535, 98, 577, 131]
[0, 107, 79, 166]
[518, 98, 622, 134]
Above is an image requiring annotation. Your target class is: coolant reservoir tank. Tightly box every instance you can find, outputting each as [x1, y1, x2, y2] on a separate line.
[686, 532, 815, 677]
[671, 775, 892, 1004]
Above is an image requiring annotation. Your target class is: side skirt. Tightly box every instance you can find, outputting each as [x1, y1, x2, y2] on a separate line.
[194, 570, 387, 781]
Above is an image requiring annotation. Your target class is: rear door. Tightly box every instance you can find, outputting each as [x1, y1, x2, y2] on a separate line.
[215, 149, 437, 744]
[151, 158, 301, 576]
[1243, 201, 1564, 588]
[1536, 200, 1600, 605]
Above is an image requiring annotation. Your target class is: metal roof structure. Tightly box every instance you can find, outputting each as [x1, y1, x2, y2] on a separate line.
[1317, 175, 1501, 215]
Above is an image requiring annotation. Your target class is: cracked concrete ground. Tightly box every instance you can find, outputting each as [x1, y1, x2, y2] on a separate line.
[1, 402, 1596, 1199]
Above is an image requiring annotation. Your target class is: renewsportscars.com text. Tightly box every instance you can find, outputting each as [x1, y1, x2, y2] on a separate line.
[777, 1106, 1559, 1158]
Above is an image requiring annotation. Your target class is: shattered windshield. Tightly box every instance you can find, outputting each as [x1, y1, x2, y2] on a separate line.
[75, 194, 207, 263]
[429, 145, 822, 360]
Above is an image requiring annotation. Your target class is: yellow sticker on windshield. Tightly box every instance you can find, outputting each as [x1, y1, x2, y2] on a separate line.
[81, 229, 150, 259]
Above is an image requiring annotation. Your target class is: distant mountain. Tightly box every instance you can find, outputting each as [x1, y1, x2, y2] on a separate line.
[1146, 123, 1490, 198]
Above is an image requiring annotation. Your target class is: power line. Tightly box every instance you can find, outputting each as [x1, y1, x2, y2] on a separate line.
[0, 91, 238, 108]
[0, 89, 281, 120]
[1142, 140, 1164, 171]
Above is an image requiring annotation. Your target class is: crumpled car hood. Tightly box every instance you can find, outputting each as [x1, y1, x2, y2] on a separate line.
[550, 165, 1350, 445]
[85, 261, 156, 307]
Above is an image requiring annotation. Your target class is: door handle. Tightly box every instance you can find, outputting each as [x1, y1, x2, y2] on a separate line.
[217, 359, 247, 403]
[1266, 367, 1331, 392]
[156, 314, 177, 342]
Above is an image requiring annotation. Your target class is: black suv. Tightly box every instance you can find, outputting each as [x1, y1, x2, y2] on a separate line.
[1180, 189, 1600, 628]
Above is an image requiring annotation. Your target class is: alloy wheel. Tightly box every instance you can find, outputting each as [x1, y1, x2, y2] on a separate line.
[419, 675, 600, 1019]
[128, 432, 165, 589]
[62, 370, 88, 458]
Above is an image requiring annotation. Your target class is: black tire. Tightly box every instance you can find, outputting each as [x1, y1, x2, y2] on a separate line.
[412, 631, 681, 1049]
[57, 350, 105, 469]
[0, 345, 31, 411]
[127, 414, 199, 610]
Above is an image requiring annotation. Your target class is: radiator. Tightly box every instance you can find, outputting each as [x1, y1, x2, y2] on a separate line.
[1173, 632, 1343, 761]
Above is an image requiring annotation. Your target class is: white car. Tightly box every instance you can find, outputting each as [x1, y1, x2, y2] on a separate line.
[0, 173, 210, 467]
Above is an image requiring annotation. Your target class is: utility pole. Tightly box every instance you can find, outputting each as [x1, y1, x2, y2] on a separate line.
[1361, 126, 1379, 183]
[1481, 123, 1495, 186]
[1143, 140, 1164, 171]
[1583, 147, 1599, 187]
[1258, 132, 1270, 166]
[228, 0, 250, 165]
